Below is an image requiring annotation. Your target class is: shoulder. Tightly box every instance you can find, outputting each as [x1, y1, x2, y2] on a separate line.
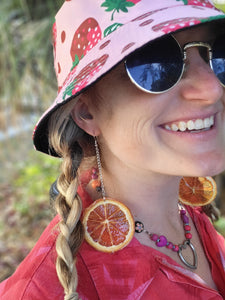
[0, 215, 64, 300]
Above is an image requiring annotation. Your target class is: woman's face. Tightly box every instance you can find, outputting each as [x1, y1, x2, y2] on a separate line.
[87, 25, 225, 178]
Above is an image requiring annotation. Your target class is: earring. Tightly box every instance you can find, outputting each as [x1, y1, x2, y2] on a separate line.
[94, 136, 107, 199]
[90, 167, 102, 192]
[179, 176, 217, 206]
[82, 137, 135, 253]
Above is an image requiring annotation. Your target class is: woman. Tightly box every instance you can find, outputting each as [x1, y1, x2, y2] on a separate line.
[1, 0, 225, 299]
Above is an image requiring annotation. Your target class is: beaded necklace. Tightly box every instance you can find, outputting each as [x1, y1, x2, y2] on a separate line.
[135, 205, 198, 269]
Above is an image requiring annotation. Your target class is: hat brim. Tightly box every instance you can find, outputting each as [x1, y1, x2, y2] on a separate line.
[33, 4, 225, 156]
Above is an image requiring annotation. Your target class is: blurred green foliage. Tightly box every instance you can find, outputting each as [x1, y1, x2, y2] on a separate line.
[215, 217, 225, 237]
[13, 151, 61, 215]
[0, 150, 61, 281]
[0, 0, 62, 124]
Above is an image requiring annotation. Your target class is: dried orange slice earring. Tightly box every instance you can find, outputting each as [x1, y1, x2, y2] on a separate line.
[82, 137, 135, 253]
[83, 198, 134, 253]
[179, 176, 217, 206]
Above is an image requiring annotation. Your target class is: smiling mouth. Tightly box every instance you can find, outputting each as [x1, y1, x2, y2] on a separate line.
[163, 115, 214, 132]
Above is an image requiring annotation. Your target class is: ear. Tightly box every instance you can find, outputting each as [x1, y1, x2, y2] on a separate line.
[71, 95, 101, 137]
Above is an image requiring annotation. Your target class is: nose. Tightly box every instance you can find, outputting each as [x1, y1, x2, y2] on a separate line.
[179, 47, 224, 104]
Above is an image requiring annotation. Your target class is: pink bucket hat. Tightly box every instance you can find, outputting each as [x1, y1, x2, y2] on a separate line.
[33, 0, 225, 155]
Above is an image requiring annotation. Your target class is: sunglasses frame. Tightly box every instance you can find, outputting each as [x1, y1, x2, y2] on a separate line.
[125, 35, 225, 94]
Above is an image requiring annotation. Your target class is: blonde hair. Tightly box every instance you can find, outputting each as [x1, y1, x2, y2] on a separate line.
[48, 97, 87, 300]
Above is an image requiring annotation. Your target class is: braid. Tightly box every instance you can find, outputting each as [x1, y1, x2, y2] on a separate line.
[55, 153, 83, 300]
[48, 99, 86, 300]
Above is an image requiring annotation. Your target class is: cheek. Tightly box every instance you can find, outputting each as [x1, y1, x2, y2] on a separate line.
[100, 116, 158, 166]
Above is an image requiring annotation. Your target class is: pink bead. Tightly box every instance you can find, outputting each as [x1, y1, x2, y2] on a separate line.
[185, 233, 192, 239]
[172, 245, 179, 252]
[184, 225, 191, 231]
[91, 173, 98, 179]
[166, 242, 173, 249]
[150, 234, 159, 241]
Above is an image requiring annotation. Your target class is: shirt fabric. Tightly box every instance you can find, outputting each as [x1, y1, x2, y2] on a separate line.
[0, 184, 225, 300]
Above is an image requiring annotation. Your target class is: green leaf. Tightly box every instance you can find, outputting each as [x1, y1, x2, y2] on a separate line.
[176, 0, 188, 4]
[125, 2, 135, 7]
[101, 1, 115, 9]
[101, 0, 136, 21]
[72, 54, 80, 68]
[103, 22, 123, 37]
[120, 7, 128, 12]
[105, 7, 114, 11]
[101, 3, 114, 9]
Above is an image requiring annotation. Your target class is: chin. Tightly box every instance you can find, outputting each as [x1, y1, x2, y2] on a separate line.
[186, 158, 225, 177]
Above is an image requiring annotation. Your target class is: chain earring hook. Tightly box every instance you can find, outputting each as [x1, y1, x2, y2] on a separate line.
[94, 137, 106, 200]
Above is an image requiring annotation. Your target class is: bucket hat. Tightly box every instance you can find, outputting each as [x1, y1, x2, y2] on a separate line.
[33, 0, 225, 156]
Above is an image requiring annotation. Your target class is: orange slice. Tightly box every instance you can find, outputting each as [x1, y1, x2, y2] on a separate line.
[82, 198, 134, 253]
[179, 176, 217, 206]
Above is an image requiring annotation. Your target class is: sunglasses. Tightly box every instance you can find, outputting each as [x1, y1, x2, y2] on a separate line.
[125, 33, 225, 94]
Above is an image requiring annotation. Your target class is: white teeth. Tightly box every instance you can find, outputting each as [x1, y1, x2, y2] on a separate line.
[165, 115, 214, 132]
[165, 125, 171, 131]
[187, 120, 195, 130]
[178, 121, 186, 132]
[210, 116, 214, 126]
[195, 119, 204, 130]
[204, 117, 210, 128]
[171, 124, 179, 131]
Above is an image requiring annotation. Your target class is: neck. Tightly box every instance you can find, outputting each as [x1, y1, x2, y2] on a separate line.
[101, 159, 182, 229]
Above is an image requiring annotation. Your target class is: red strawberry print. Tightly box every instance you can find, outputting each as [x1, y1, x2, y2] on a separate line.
[121, 42, 135, 53]
[152, 17, 201, 33]
[70, 18, 102, 66]
[131, 8, 168, 22]
[129, 0, 141, 3]
[60, 63, 79, 97]
[189, 0, 214, 8]
[63, 54, 109, 99]
[177, 0, 214, 8]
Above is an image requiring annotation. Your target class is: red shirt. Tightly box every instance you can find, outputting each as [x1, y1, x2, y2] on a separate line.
[0, 186, 225, 299]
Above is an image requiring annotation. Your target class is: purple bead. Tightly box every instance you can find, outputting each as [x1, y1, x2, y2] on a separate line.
[156, 235, 167, 247]
[150, 234, 159, 241]
[181, 214, 189, 224]
[180, 209, 186, 215]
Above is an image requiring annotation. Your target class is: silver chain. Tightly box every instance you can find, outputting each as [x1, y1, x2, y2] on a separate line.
[94, 137, 106, 200]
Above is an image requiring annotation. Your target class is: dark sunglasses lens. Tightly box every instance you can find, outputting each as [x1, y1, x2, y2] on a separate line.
[126, 36, 183, 93]
[212, 33, 225, 86]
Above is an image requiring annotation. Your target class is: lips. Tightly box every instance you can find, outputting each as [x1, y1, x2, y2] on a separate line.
[163, 115, 214, 132]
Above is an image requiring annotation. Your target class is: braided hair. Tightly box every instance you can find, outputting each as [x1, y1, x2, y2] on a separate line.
[48, 98, 88, 300]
